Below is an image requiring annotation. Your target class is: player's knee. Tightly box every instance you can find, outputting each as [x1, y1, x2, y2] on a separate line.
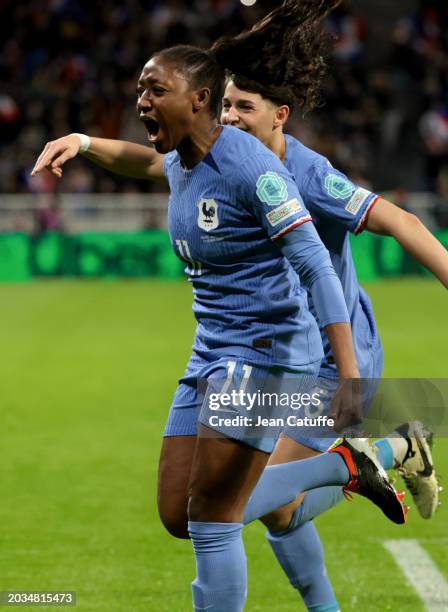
[157, 499, 189, 539]
[261, 509, 291, 532]
[260, 503, 296, 533]
[164, 519, 190, 539]
[158, 508, 190, 539]
[187, 487, 242, 523]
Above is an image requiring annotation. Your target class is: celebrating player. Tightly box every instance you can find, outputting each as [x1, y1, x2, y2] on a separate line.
[30, 2, 440, 611]
[31, 49, 405, 608]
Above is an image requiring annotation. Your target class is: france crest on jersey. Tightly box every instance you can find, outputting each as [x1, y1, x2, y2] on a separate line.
[163, 126, 324, 367]
[197, 198, 219, 232]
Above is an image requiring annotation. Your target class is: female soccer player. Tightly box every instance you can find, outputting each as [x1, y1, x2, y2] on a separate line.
[214, 4, 448, 610]
[31, 3, 411, 610]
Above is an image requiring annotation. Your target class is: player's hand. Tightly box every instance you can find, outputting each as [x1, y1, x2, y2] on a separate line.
[31, 134, 82, 179]
[329, 378, 363, 432]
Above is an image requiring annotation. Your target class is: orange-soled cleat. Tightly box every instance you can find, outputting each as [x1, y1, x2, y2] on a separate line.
[329, 438, 408, 524]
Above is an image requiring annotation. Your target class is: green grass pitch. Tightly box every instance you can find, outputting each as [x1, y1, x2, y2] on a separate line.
[0, 278, 446, 611]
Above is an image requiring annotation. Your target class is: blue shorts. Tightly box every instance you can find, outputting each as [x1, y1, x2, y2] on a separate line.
[164, 350, 321, 454]
[286, 342, 385, 452]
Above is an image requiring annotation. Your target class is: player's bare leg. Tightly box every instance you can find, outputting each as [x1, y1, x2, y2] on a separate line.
[157, 435, 196, 539]
[188, 425, 269, 523]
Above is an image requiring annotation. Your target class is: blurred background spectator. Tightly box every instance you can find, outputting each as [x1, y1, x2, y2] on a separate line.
[1, 0, 448, 203]
[34, 193, 64, 235]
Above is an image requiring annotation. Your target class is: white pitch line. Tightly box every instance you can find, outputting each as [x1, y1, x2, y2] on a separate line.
[383, 539, 448, 611]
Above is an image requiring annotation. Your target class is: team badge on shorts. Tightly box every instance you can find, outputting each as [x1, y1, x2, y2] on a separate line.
[324, 173, 355, 199]
[256, 172, 288, 206]
[197, 198, 219, 231]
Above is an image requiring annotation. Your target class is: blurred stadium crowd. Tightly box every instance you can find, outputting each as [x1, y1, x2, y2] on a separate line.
[1, 0, 448, 207]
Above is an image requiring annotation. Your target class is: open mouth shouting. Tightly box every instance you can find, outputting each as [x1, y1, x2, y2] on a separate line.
[140, 115, 161, 144]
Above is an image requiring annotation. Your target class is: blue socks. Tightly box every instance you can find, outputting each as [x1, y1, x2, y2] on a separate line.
[243, 452, 349, 524]
[260, 439, 398, 612]
[267, 522, 339, 612]
[187, 439, 400, 611]
[289, 486, 345, 529]
[189, 521, 247, 612]
[186, 451, 353, 611]
[188, 454, 348, 612]
[373, 438, 395, 470]
[188, 441, 396, 611]
[266, 488, 343, 611]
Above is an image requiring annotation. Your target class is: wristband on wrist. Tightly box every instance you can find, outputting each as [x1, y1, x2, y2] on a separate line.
[72, 133, 91, 154]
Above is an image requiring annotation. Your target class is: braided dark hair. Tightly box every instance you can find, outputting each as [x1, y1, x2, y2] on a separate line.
[211, 0, 342, 113]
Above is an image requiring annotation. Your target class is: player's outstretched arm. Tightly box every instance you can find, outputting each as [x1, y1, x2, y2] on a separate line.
[31, 134, 166, 182]
[366, 198, 448, 288]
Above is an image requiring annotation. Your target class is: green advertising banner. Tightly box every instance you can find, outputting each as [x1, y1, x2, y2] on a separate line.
[0, 231, 184, 282]
[350, 229, 448, 282]
[0, 229, 446, 283]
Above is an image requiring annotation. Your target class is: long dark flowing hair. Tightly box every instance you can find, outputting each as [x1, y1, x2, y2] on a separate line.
[211, 0, 342, 113]
[152, 1, 341, 117]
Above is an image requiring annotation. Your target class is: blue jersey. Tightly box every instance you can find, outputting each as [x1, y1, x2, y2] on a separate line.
[164, 126, 327, 367]
[284, 134, 381, 378]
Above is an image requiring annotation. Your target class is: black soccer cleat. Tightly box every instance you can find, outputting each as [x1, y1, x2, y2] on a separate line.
[329, 438, 408, 524]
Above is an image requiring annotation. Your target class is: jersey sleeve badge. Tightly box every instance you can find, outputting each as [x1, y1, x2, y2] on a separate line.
[266, 199, 303, 227]
[256, 172, 289, 206]
[324, 173, 355, 200]
[345, 187, 372, 215]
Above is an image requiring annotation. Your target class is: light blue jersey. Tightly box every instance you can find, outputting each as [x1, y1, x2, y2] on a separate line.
[163, 126, 354, 448]
[284, 134, 383, 380]
[164, 126, 330, 367]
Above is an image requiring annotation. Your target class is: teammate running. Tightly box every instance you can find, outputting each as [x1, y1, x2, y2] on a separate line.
[218, 45, 445, 612]
[212, 2, 447, 609]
